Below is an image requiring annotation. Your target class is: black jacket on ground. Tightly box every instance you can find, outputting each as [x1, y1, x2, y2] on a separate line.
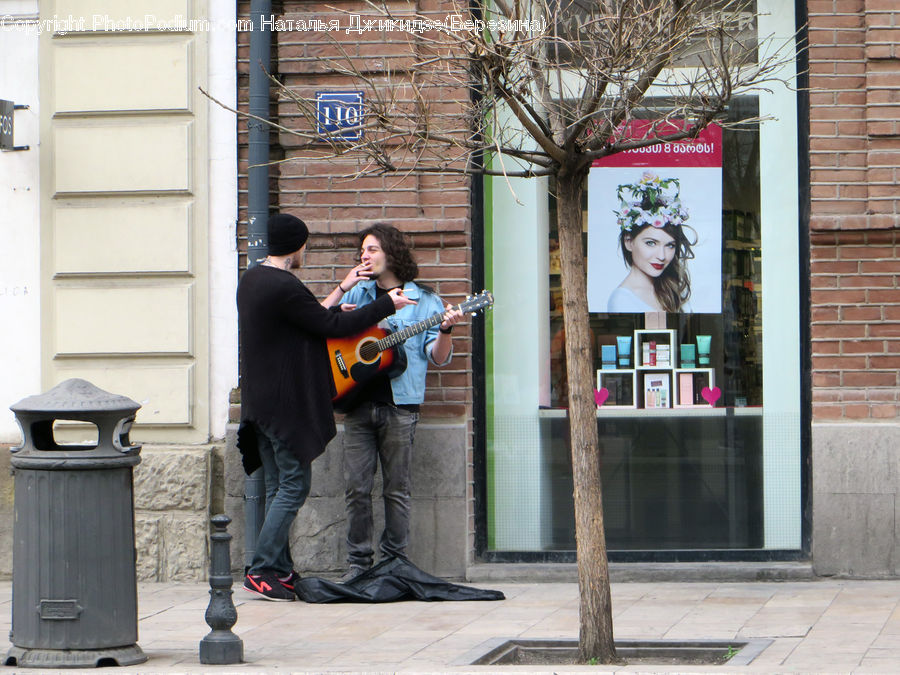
[236, 265, 395, 472]
[294, 557, 505, 603]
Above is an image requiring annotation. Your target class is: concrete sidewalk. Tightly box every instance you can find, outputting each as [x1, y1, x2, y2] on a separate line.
[1, 578, 899, 673]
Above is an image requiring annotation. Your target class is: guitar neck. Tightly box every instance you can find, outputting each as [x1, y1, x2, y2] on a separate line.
[376, 311, 446, 351]
[368, 291, 492, 354]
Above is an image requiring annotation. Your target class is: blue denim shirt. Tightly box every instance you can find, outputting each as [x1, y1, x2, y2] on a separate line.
[340, 280, 452, 404]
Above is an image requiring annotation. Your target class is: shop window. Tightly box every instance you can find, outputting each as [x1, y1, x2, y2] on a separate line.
[541, 101, 764, 550]
[484, 1, 800, 557]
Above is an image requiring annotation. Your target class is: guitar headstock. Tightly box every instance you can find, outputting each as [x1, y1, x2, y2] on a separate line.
[458, 290, 494, 316]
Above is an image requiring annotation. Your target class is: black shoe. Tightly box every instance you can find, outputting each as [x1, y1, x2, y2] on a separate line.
[243, 571, 295, 601]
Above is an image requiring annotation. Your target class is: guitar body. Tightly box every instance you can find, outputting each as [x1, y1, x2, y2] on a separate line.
[328, 326, 401, 406]
[326, 290, 493, 409]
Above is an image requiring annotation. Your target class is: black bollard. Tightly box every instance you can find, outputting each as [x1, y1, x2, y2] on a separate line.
[199, 514, 243, 665]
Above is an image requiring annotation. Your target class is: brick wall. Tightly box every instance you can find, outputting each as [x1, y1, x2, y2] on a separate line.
[808, 0, 900, 420]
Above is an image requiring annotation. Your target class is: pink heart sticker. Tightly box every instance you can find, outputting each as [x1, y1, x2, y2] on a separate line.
[701, 386, 721, 406]
[594, 388, 610, 407]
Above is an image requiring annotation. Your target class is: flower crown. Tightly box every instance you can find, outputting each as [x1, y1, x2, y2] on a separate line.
[614, 171, 689, 232]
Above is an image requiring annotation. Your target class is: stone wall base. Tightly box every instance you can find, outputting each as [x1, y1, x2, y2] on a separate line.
[813, 423, 900, 578]
[224, 420, 469, 579]
[2, 422, 467, 583]
[3, 422, 897, 581]
[133, 445, 224, 581]
[0, 444, 223, 582]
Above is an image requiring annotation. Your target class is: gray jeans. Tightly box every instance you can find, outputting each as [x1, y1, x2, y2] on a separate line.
[342, 401, 419, 569]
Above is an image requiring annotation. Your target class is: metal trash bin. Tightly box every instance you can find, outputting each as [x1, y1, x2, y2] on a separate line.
[5, 379, 148, 668]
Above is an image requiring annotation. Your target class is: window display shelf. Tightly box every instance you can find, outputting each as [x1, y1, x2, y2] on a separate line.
[538, 406, 763, 419]
[596, 369, 637, 409]
[673, 368, 715, 408]
[597, 329, 717, 409]
[635, 329, 676, 369]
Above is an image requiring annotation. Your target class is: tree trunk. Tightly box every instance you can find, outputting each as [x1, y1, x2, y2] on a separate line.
[555, 170, 619, 665]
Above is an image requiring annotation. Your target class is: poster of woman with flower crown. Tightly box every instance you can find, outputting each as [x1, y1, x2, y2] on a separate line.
[587, 121, 723, 314]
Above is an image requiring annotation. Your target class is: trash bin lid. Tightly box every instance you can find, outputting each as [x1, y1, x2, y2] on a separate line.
[11, 379, 140, 415]
[9, 379, 143, 468]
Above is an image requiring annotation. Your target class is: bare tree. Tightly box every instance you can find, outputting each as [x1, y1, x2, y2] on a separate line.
[209, 0, 793, 663]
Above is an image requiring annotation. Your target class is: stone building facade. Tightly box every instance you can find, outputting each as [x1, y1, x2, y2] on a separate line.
[808, 0, 900, 576]
[1, 0, 898, 583]
[0, 0, 238, 582]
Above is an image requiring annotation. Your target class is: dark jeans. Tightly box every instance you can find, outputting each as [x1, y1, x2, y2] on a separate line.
[342, 401, 419, 569]
[249, 423, 311, 576]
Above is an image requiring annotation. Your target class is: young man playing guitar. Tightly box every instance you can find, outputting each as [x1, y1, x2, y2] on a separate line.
[237, 214, 414, 601]
[322, 223, 464, 582]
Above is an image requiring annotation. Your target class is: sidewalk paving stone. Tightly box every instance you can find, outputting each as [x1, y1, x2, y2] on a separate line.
[1, 579, 900, 672]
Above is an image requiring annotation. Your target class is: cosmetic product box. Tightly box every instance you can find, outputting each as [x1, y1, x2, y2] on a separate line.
[678, 372, 693, 406]
[600, 345, 617, 370]
[656, 345, 671, 367]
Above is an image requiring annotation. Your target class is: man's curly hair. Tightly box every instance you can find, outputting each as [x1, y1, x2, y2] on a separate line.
[357, 223, 418, 283]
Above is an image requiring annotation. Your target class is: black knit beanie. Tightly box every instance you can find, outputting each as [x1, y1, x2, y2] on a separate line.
[267, 213, 309, 256]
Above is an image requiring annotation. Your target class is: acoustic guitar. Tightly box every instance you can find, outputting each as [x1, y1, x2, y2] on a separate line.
[328, 290, 494, 406]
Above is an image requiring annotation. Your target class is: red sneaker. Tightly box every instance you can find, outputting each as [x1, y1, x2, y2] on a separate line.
[279, 570, 301, 592]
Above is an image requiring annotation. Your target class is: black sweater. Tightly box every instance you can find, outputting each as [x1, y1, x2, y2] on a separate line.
[236, 265, 394, 471]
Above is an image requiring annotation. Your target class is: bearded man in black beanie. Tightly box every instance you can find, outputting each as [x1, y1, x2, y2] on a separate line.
[237, 213, 416, 601]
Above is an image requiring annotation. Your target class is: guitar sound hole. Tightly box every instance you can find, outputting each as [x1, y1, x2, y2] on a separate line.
[359, 341, 380, 362]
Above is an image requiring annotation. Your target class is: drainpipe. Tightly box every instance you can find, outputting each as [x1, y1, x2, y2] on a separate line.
[243, 0, 273, 571]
